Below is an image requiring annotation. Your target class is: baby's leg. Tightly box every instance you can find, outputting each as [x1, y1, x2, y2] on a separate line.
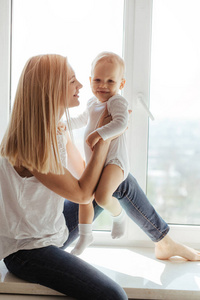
[71, 202, 94, 256]
[95, 164, 126, 239]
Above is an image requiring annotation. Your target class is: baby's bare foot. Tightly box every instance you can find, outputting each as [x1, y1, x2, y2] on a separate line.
[155, 235, 200, 261]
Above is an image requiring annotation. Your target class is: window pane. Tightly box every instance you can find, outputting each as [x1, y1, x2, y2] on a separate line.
[12, 0, 124, 230]
[147, 0, 200, 225]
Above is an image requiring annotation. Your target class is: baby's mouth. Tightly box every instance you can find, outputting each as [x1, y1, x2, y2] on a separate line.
[97, 90, 109, 94]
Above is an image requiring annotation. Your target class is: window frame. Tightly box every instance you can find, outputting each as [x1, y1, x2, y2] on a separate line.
[0, 0, 11, 142]
[1, 0, 199, 248]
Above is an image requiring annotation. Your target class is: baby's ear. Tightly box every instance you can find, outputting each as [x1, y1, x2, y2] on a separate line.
[119, 78, 126, 90]
[89, 76, 92, 84]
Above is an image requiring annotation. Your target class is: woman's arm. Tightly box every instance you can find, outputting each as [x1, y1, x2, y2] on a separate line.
[70, 110, 88, 130]
[65, 131, 85, 178]
[32, 137, 110, 205]
[57, 122, 85, 178]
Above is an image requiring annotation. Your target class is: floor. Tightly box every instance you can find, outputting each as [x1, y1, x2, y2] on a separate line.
[0, 246, 200, 299]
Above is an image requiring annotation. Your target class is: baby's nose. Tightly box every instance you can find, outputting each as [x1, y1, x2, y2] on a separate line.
[100, 82, 107, 88]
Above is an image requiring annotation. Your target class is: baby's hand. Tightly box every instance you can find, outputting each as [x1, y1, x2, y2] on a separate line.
[86, 131, 102, 150]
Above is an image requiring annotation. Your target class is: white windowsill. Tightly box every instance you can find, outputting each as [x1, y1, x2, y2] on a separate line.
[0, 246, 200, 300]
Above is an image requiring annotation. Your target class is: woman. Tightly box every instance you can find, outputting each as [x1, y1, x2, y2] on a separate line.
[0, 54, 199, 300]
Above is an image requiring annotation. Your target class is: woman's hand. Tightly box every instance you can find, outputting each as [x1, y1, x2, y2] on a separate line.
[85, 108, 111, 150]
[97, 108, 112, 128]
[86, 131, 102, 150]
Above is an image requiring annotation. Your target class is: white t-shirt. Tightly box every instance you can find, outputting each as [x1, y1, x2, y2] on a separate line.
[70, 94, 130, 179]
[0, 135, 69, 260]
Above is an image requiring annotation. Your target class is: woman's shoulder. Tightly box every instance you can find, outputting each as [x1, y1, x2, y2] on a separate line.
[0, 157, 34, 181]
[0, 156, 8, 170]
[0, 157, 21, 186]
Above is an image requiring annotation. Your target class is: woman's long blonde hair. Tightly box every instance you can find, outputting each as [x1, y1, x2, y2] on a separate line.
[0, 54, 69, 174]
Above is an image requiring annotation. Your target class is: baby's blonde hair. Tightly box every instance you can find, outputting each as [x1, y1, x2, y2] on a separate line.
[0, 54, 70, 174]
[91, 51, 125, 78]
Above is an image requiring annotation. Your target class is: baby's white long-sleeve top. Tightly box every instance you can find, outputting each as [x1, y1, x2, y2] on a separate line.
[70, 94, 130, 179]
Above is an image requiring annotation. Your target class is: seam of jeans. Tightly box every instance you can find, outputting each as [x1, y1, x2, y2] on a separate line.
[117, 190, 168, 239]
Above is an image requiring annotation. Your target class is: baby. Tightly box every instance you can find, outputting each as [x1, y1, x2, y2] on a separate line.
[70, 52, 130, 255]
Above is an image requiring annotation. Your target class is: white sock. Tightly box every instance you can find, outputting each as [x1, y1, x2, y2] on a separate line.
[71, 224, 94, 256]
[111, 209, 126, 239]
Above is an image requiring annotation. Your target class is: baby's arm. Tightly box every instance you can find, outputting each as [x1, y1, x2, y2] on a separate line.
[87, 95, 129, 149]
[98, 95, 129, 139]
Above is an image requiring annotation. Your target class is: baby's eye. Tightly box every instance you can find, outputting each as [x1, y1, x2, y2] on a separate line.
[108, 79, 114, 83]
[94, 78, 100, 82]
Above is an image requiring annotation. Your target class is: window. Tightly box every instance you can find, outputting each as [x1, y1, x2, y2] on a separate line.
[147, 0, 200, 225]
[0, 0, 11, 142]
[11, 0, 124, 231]
[11, 0, 124, 111]
[1, 0, 199, 247]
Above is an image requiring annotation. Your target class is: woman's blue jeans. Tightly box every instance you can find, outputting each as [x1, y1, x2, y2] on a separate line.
[4, 173, 169, 300]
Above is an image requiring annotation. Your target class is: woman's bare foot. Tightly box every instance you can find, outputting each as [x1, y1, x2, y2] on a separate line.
[155, 235, 200, 261]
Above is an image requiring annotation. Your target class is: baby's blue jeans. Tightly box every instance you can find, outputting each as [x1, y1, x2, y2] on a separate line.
[4, 173, 169, 299]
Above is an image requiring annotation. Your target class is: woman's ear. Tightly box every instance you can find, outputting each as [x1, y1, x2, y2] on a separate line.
[119, 78, 126, 90]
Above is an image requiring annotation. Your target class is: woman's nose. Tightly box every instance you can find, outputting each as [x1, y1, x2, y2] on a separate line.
[78, 81, 83, 89]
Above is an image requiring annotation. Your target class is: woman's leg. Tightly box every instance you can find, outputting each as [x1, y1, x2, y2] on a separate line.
[62, 174, 200, 260]
[113, 173, 200, 261]
[4, 246, 127, 300]
[62, 177, 168, 248]
[62, 173, 166, 248]
[113, 173, 169, 242]
[155, 234, 200, 261]
[62, 172, 168, 246]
